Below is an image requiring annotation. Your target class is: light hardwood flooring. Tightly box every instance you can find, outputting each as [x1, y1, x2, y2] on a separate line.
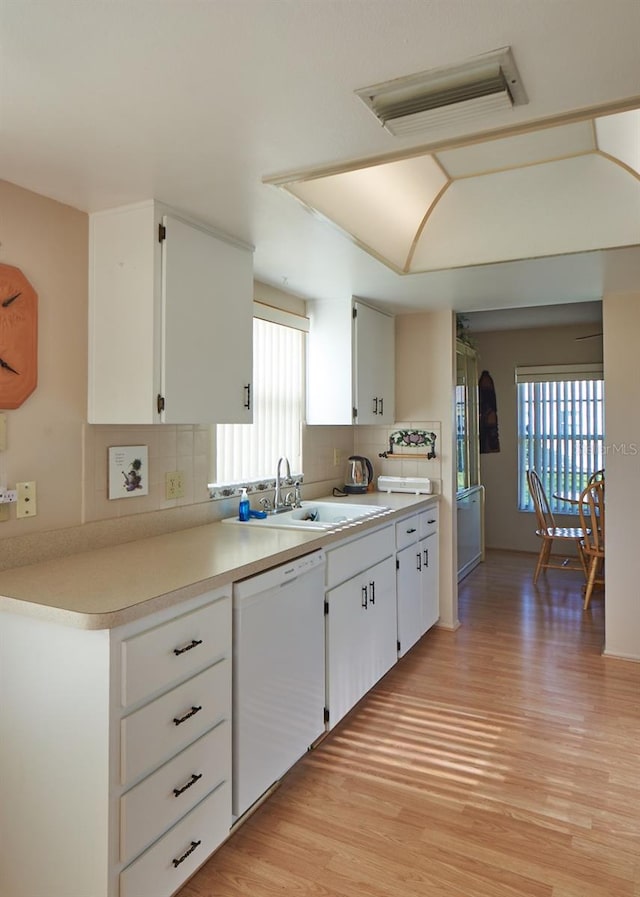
[179, 550, 639, 897]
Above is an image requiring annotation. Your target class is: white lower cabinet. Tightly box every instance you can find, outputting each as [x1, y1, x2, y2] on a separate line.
[396, 505, 439, 657]
[120, 781, 231, 897]
[0, 587, 232, 897]
[117, 590, 233, 897]
[325, 525, 397, 728]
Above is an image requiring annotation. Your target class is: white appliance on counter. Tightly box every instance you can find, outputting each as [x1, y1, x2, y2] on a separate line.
[232, 549, 326, 819]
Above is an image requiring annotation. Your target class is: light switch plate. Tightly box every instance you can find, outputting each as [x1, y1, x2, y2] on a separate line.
[17, 481, 37, 518]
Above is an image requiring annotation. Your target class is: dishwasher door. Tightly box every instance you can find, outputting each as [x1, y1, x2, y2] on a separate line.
[232, 550, 325, 819]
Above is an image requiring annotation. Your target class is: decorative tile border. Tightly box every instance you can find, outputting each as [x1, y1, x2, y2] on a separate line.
[208, 474, 304, 501]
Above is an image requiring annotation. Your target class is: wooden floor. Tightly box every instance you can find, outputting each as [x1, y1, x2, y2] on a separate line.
[179, 550, 639, 897]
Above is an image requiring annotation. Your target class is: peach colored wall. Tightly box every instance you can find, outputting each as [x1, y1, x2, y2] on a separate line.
[472, 323, 604, 553]
[0, 181, 351, 570]
[601, 292, 640, 660]
[395, 310, 458, 629]
[0, 180, 87, 535]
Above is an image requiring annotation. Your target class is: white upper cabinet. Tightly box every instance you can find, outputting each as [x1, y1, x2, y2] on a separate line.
[88, 200, 254, 424]
[306, 298, 394, 425]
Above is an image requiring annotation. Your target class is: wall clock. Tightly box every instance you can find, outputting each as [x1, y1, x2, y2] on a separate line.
[0, 263, 38, 409]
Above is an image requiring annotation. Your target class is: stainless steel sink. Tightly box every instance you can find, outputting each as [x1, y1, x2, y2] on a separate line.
[223, 500, 391, 532]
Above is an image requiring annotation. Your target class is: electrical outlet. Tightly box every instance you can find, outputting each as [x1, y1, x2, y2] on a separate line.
[165, 471, 185, 500]
[16, 481, 37, 518]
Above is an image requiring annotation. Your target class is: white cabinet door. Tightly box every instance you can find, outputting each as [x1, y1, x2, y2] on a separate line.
[326, 555, 397, 729]
[457, 485, 484, 581]
[366, 556, 398, 683]
[396, 542, 422, 657]
[306, 299, 394, 425]
[161, 214, 253, 424]
[420, 532, 439, 632]
[354, 301, 395, 424]
[89, 201, 253, 424]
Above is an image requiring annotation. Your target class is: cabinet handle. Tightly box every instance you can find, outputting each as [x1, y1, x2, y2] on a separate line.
[361, 585, 368, 609]
[424, 548, 429, 567]
[173, 772, 203, 797]
[416, 551, 422, 571]
[172, 839, 202, 869]
[173, 638, 203, 657]
[406, 527, 417, 534]
[243, 383, 252, 410]
[173, 705, 202, 726]
[372, 397, 378, 415]
[369, 581, 375, 604]
[427, 518, 436, 524]
[379, 397, 384, 416]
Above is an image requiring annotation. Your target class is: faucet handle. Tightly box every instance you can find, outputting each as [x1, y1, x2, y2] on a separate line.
[259, 497, 272, 511]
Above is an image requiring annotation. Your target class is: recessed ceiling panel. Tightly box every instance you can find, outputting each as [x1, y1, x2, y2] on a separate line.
[286, 155, 448, 270]
[411, 154, 640, 271]
[595, 109, 640, 175]
[436, 120, 595, 177]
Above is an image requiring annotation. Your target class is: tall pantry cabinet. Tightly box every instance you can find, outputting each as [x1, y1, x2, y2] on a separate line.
[88, 200, 254, 424]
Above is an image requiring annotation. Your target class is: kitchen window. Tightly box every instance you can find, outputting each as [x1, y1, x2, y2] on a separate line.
[517, 363, 604, 514]
[214, 305, 306, 487]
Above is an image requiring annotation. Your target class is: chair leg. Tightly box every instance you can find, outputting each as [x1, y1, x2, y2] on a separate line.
[583, 556, 599, 610]
[533, 541, 544, 583]
[577, 542, 588, 579]
[533, 538, 551, 584]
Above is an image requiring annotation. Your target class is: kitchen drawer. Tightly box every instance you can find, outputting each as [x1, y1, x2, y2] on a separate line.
[395, 515, 420, 550]
[120, 721, 230, 864]
[121, 594, 231, 708]
[120, 780, 231, 897]
[121, 659, 231, 785]
[326, 524, 394, 589]
[420, 506, 439, 538]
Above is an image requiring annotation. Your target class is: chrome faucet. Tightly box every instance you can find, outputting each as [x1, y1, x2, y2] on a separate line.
[273, 456, 291, 512]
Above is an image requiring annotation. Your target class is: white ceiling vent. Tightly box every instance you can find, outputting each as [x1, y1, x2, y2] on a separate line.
[356, 47, 528, 138]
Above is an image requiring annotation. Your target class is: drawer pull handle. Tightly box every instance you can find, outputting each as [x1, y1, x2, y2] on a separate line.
[173, 772, 203, 797]
[427, 518, 436, 525]
[173, 638, 203, 656]
[172, 839, 201, 868]
[173, 705, 202, 726]
[406, 527, 417, 534]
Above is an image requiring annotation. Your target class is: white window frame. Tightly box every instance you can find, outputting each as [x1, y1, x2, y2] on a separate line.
[516, 363, 604, 514]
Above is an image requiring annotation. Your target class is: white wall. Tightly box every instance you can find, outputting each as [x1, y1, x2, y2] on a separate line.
[602, 292, 640, 660]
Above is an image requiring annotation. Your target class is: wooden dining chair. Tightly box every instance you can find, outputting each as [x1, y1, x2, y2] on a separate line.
[587, 468, 605, 485]
[526, 469, 588, 584]
[578, 479, 605, 609]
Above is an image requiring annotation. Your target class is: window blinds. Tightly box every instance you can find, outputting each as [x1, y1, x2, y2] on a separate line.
[215, 317, 304, 485]
[517, 373, 604, 513]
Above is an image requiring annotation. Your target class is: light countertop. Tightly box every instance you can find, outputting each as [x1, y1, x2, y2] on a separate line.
[0, 492, 438, 629]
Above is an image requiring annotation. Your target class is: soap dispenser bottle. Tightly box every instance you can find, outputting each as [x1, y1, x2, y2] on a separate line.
[238, 488, 250, 521]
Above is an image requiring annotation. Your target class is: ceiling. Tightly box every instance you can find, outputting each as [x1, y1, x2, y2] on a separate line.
[2, 0, 640, 320]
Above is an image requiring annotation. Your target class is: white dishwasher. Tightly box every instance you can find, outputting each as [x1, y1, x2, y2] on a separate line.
[232, 549, 326, 819]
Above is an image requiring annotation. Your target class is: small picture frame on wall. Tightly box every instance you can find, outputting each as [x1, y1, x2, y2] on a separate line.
[108, 445, 149, 500]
